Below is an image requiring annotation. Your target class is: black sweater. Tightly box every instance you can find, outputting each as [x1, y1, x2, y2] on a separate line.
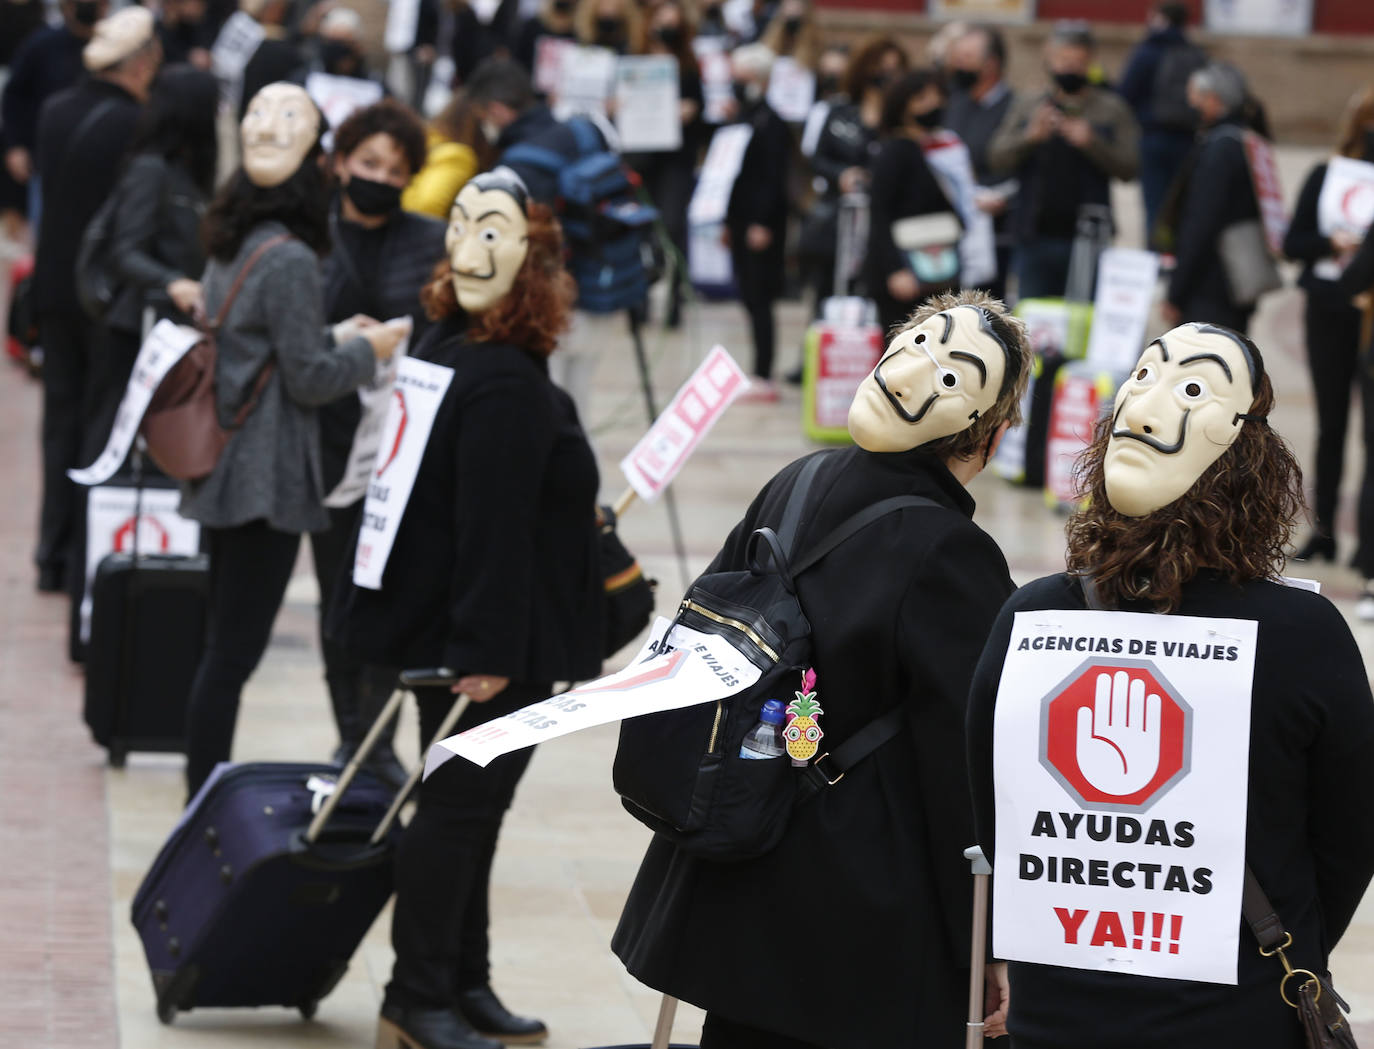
[966, 573, 1374, 1049]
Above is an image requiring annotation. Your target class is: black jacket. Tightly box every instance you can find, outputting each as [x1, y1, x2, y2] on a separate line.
[613, 446, 1015, 1049]
[319, 206, 447, 494]
[496, 104, 581, 206]
[328, 315, 604, 682]
[966, 573, 1374, 1049]
[32, 78, 141, 314]
[725, 100, 790, 237]
[0, 24, 85, 154]
[1286, 161, 1367, 307]
[807, 100, 880, 198]
[945, 85, 1015, 185]
[104, 152, 208, 335]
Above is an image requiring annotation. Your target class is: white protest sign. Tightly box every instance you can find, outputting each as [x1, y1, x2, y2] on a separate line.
[992, 609, 1256, 985]
[922, 131, 997, 288]
[554, 45, 616, 116]
[69, 321, 203, 487]
[620, 345, 748, 502]
[693, 37, 734, 125]
[425, 616, 762, 774]
[1085, 248, 1160, 374]
[352, 357, 454, 589]
[533, 36, 575, 96]
[324, 319, 412, 509]
[80, 486, 201, 643]
[689, 123, 753, 226]
[765, 56, 815, 124]
[614, 55, 682, 153]
[306, 72, 385, 132]
[1241, 129, 1287, 254]
[385, 0, 422, 53]
[1315, 156, 1374, 279]
[211, 11, 264, 92]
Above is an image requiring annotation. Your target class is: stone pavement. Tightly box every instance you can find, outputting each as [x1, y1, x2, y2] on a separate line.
[4, 145, 1374, 1048]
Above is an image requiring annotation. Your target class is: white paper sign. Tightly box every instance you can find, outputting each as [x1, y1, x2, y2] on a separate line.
[1315, 156, 1374, 280]
[81, 486, 201, 643]
[688, 123, 753, 226]
[69, 321, 203, 487]
[425, 616, 763, 774]
[555, 44, 616, 116]
[620, 345, 748, 502]
[352, 357, 455, 590]
[306, 72, 385, 132]
[693, 37, 734, 125]
[614, 55, 682, 153]
[765, 56, 815, 124]
[1205, 0, 1311, 35]
[324, 319, 412, 509]
[385, 0, 423, 53]
[922, 130, 998, 288]
[211, 11, 264, 86]
[1085, 248, 1161, 373]
[992, 609, 1257, 985]
[533, 36, 576, 96]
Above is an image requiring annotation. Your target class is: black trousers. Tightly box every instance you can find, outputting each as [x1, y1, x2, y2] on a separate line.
[184, 520, 301, 795]
[1356, 358, 1374, 579]
[638, 152, 695, 318]
[1302, 296, 1363, 536]
[701, 1013, 827, 1049]
[386, 681, 549, 1008]
[309, 501, 397, 746]
[36, 309, 95, 576]
[732, 244, 778, 380]
[1175, 295, 1254, 335]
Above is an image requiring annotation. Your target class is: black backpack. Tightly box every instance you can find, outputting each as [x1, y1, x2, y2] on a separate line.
[1151, 41, 1208, 133]
[612, 452, 937, 862]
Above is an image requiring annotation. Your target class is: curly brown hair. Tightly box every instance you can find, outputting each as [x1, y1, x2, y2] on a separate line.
[420, 201, 575, 357]
[890, 290, 1033, 464]
[1064, 362, 1305, 612]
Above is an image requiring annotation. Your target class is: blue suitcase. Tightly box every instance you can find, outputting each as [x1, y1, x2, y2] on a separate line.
[131, 675, 472, 1024]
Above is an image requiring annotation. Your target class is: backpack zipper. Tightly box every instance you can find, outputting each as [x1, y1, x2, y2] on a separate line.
[679, 598, 781, 663]
[707, 701, 725, 754]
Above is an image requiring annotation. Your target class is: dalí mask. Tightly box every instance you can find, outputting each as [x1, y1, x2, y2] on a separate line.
[446, 170, 530, 314]
[240, 83, 320, 189]
[847, 305, 1009, 453]
[1104, 324, 1259, 517]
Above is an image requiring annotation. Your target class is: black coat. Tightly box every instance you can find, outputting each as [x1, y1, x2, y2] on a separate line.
[0, 24, 84, 154]
[613, 446, 1015, 1049]
[105, 152, 208, 335]
[1283, 162, 1346, 301]
[327, 315, 604, 682]
[32, 78, 141, 314]
[725, 100, 791, 298]
[319, 206, 447, 493]
[966, 573, 1374, 1049]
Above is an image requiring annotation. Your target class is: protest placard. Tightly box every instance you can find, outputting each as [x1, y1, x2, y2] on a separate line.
[614, 55, 682, 152]
[1085, 248, 1160, 374]
[324, 319, 411, 509]
[766, 57, 815, 124]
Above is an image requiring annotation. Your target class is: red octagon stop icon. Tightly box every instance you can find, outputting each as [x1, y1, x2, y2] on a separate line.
[1040, 659, 1192, 811]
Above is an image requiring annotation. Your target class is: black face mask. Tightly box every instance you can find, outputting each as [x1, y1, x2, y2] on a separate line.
[1053, 71, 1089, 95]
[72, 0, 100, 26]
[654, 25, 682, 49]
[782, 14, 802, 34]
[344, 175, 402, 217]
[909, 106, 943, 130]
[1363, 128, 1374, 163]
[818, 74, 841, 98]
[321, 40, 362, 75]
[551, 0, 574, 11]
[950, 68, 979, 93]
[594, 17, 624, 42]
[731, 80, 756, 107]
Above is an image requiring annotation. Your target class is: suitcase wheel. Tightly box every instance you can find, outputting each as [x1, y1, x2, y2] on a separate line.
[108, 745, 127, 769]
[156, 996, 177, 1025]
[299, 1000, 318, 1021]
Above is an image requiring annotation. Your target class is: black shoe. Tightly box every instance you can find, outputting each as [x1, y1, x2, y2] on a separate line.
[365, 743, 409, 792]
[377, 1002, 503, 1049]
[783, 363, 804, 386]
[456, 986, 548, 1045]
[1292, 533, 1336, 563]
[331, 739, 359, 767]
[36, 565, 64, 592]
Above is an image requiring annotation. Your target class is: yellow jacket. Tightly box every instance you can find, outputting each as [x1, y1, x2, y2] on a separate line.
[402, 129, 479, 219]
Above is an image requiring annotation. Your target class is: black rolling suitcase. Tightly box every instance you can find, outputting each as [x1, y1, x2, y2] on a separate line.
[132, 672, 472, 1025]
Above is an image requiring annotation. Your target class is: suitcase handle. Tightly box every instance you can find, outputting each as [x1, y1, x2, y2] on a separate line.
[304, 669, 470, 845]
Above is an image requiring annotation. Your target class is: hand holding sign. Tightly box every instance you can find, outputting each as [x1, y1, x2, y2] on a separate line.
[1076, 670, 1162, 797]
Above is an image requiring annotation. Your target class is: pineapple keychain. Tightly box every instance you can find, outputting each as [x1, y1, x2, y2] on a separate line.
[783, 668, 823, 767]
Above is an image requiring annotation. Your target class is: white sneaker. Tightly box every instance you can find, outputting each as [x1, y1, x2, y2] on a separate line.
[1358, 585, 1374, 622]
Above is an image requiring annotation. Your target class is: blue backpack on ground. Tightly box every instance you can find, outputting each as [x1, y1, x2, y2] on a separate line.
[503, 116, 661, 313]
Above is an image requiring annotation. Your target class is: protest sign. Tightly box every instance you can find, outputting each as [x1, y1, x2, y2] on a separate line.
[802, 321, 883, 442]
[533, 36, 575, 96]
[324, 319, 411, 509]
[922, 131, 997, 287]
[766, 57, 816, 124]
[306, 72, 385, 133]
[620, 345, 748, 502]
[1085, 248, 1160, 374]
[352, 357, 454, 589]
[425, 616, 762, 775]
[615, 55, 682, 152]
[1315, 156, 1374, 279]
[69, 321, 203, 487]
[384, 0, 421, 52]
[1242, 129, 1287, 254]
[555, 44, 616, 116]
[211, 11, 264, 105]
[693, 37, 734, 125]
[992, 609, 1256, 985]
[1045, 362, 1120, 510]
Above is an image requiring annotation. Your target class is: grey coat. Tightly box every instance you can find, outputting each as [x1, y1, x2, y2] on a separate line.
[179, 222, 375, 534]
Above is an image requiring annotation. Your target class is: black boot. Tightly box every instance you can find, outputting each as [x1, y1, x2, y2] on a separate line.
[1292, 532, 1336, 563]
[456, 986, 548, 1045]
[376, 1002, 503, 1049]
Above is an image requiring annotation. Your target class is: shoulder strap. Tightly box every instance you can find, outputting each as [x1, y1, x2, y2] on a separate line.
[777, 453, 828, 556]
[61, 98, 121, 177]
[501, 142, 567, 177]
[211, 233, 292, 428]
[1241, 865, 1288, 952]
[791, 494, 944, 577]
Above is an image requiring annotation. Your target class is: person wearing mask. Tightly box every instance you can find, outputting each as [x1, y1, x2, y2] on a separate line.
[0, 0, 48, 237]
[157, 0, 216, 69]
[315, 6, 374, 80]
[944, 24, 1016, 298]
[317, 98, 447, 783]
[402, 91, 491, 220]
[1118, 1, 1205, 246]
[237, 0, 308, 120]
[694, 0, 733, 45]
[759, 0, 818, 73]
[451, 0, 521, 86]
[573, 0, 645, 55]
[2, 0, 108, 229]
[724, 43, 790, 401]
[1159, 63, 1262, 334]
[180, 83, 409, 797]
[987, 22, 1139, 301]
[330, 169, 603, 1049]
[30, 7, 159, 594]
[1282, 87, 1374, 566]
[863, 69, 960, 335]
[627, 0, 703, 328]
[513, 0, 577, 76]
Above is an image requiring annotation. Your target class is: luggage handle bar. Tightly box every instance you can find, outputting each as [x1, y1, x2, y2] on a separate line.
[304, 667, 470, 845]
[965, 845, 992, 1049]
[651, 994, 678, 1049]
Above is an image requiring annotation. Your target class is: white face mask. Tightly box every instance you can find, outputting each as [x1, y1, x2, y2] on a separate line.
[480, 119, 502, 145]
[847, 306, 1007, 453]
[446, 184, 530, 313]
[240, 83, 318, 189]
[1103, 325, 1257, 517]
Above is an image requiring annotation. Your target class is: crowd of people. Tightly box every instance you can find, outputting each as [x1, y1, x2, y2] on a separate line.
[4, 1, 1374, 1048]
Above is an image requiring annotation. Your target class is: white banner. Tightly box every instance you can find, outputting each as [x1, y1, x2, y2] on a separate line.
[384, 0, 422, 52]
[620, 345, 748, 502]
[211, 11, 264, 87]
[324, 319, 411, 509]
[555, 44, 617, 116]
[69, 321, 203, 487]
[992, 609, 1257, 985]
[1315, 156, 1374, 280]
[922, 130, 998, 288]
[351, 357, 454, 590]
[614, 55, 682, 153]
[688, 123, 753, 226]
[693, 37, 734, 125]
[1205, 0, 1311, 35]
[81, 486, 201, 643]
[766, 57, 815, 124]
[1085, 248, 1160, 374]
[425, 616, 762, 774]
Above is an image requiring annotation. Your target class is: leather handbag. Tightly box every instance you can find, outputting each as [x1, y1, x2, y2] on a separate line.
[1218, 218, 1283, 307]
[140, 235, 288, 481]
[1241, 866, 1359, 1049]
